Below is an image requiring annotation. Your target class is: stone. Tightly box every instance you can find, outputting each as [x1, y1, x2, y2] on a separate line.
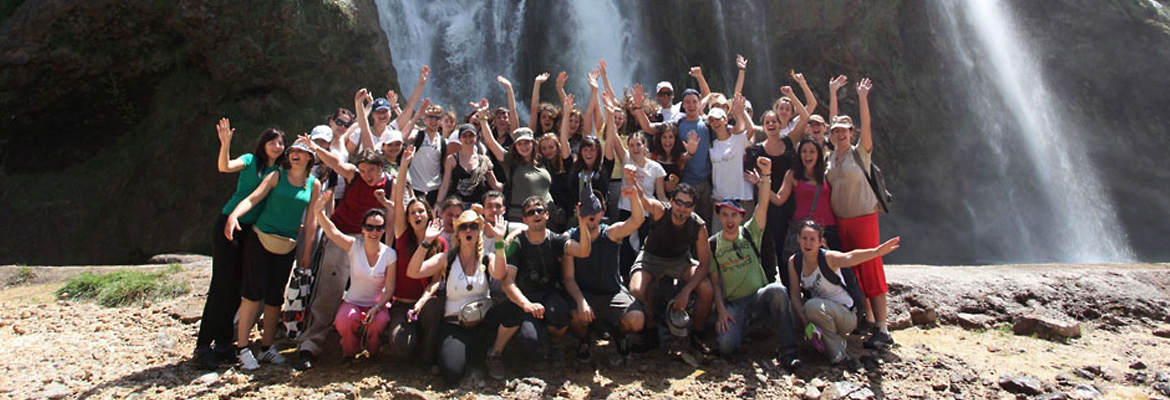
[1036, 393, 1068, 400]
[41, 382, 71, 399]
[955, 313, 994, 330]
[391, 386, 431, 400]
[911, 307, 938, 326]
[196, 372, 218, 385]
[804, 386, 822, 400]
[931, 382, 948, 391]
[998, 374, 1044, 395]
[1154, 382, 1170, 397]
[888, 313, 913, 331]
[1013, 315, 1081, 341]
[819, 381, 874, 400]
[1153, 327, 1170, 338]
[1130, 361, 1147, 370]
[811, 378, 828, 390]
[11, 325, 25, 335]
[1156, 372, 1170, 383]
[1067, 384, 1101, 399]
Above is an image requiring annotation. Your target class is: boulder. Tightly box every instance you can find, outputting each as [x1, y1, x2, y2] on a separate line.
[911, 307, 938, 326]
[1013, 315, 1081, 341]
[955, 313, 994, 330]
[998, 374, 1045, 395]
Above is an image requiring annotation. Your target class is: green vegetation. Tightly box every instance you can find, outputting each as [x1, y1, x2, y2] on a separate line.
[6, 265, 36, 286]
[55, 266, 189, 307]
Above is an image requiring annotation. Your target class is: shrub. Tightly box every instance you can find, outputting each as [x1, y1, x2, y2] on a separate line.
[55, 267, 189, 307]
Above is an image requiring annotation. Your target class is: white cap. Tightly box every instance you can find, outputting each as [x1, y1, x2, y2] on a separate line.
[310, 125, 333, 143]
[378, 129, 404, 146]
[656, 81, 674, 94]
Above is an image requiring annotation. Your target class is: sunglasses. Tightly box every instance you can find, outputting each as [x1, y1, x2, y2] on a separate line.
[657, 91, 673, 96]
[458, 223, 480, 231]
[459, 131, 478, 138]
[425, 115, 442, 120]
[362, 223, 385, 232]
[334, 118, 353, 128]
[524, 208, 546, 217]
[672, 198, 695, 208]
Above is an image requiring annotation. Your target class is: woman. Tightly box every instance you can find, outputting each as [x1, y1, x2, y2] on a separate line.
[311, 197, 397, 362]
[613, 130, 666, 278]
[380, 130, 405, 177]
[529, 72, 561, 136]
[707, 95, 751, 215]
[786, 220, 899, 369]
[194, 119, 283, 369]
[824, 78, 892, 349]
[770, 138, 841, 269]
[407, 210, 508, 385]
[481, 102, 552, 221]
[224, 139, 322, 371]
[567, 130, 615, 227]
[437, 124, 501, 204]
[650, 124, 686, 195]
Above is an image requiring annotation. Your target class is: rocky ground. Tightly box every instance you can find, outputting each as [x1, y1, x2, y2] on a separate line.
[1, 257, 1168, 400]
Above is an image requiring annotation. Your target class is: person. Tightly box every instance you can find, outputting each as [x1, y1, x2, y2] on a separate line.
[651, 67, 711, 123]
[566, 133, 615, 228]
[406, 209, 509, 385]
[349, 66, 431, 154]
[612, 128, 666, 278]
[825, 78, 893, 349]
[379, 129, 406, 178]
[224, 140, 322, 371]
[627, 181, 714, 352]
[295, 142, 391, 370]
[480, 191, 527, 257]
[650, 124, 686, 195]
[407, 104, 449, 204]
[707, 95, 752, 222]
[194, 119, 284, 369]
[480, 100, 552, 221]
[309, 109, 357, 207]
[763, 70, 818, 142]
[437, 123, 501, 204]
[310, 195, 397, 362]
[529, 72, 561, 136]
[563, 183, 646, 364]
[436, 197, 465, 246]
[707, 158, 801, 370]
[769, 138, 841, 264]
[490, 196, 592, 378]
[538, 131, 573, 228]
[487, 76, 521, 188]
[787, 220, 900, 368]
[634, 82, 716, 221]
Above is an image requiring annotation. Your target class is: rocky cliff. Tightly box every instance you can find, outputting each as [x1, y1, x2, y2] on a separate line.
[0, 0, 396, 264]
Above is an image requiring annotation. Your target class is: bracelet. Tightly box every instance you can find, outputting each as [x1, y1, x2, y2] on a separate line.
[420, 240, 434, 249]
[495, 240, 506, 250]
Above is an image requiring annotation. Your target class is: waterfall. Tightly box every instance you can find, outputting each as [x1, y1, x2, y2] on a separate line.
[934, 0, 1134, 262]
[562, 1, 649, 99]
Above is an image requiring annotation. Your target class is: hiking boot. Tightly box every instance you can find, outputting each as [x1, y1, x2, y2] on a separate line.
[258, 347, 287, 365]
[238, 348, 260, 371]
[486, 351, 506, 380]
[576, 341, 593, 364]
[293, 351, 315, 371]
[863, 330, 894, 350]
[194, 346, 218, 370]
[213, 344, 238, 364]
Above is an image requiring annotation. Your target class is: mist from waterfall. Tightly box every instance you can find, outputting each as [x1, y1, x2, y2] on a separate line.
[933, 0, 1134, 262]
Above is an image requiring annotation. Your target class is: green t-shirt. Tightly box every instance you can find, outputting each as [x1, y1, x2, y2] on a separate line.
[255, 170, 316, 239]
[710, 218, 767, 302]
[221, 153, 279, 225]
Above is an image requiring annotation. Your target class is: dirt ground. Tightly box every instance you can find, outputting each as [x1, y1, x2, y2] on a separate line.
[1, 258, 1168, 400]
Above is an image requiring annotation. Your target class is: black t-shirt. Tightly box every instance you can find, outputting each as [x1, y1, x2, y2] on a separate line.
[505, 231, 568, 294]
[745, 138, 795, 193]
[642, 201, 705, 259]
[569, 224, 622, 295]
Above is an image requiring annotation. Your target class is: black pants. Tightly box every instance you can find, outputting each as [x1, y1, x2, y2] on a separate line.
[196, 215, 245, 349]
[388, 296, 444, 365]
[764, 203, 790, 286]
[437, 321, 491, 385]
[494, 291, 570, 360]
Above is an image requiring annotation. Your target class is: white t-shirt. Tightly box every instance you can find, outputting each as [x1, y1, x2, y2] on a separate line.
[443, 255, 491, 318]
[800, 263, 854, 309]
[344, 237, 398, 307]
[660, 103, 683, 123]
[408, 130, 444, 192]
[619, 158, 666, 212]
[709, 131, 752, 200]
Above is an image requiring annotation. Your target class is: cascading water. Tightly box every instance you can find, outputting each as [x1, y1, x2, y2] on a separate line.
[933, 0, 1134, 262]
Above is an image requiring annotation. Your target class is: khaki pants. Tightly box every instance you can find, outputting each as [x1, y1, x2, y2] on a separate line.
[803, 298, 857, 363]
[297, 240, 350, 356]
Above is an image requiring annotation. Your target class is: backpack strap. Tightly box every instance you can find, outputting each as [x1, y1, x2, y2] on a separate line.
[850, 147, 877, 190]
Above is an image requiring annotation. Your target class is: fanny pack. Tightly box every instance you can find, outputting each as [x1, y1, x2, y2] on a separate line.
[457, 297, 494, 327]
[253, 226, 297, 255]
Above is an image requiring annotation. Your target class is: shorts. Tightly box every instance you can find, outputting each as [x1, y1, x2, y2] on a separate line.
[241, 229, 297, 307]
[630, 251, 697, 280]
[577, 289, 644, 328]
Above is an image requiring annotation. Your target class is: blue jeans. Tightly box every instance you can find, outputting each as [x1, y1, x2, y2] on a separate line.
[715, 282, 798, 356]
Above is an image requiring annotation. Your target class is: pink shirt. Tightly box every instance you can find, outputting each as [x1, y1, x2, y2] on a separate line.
[792, 180, 836, 227]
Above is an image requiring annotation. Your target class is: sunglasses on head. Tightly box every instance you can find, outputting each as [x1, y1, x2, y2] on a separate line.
[362, 223, 385, 232]
[334, 118, 353, 128]
[458, 222, 480, 231]
[524, 207, 546, 217]
[672, 198, 695, 208]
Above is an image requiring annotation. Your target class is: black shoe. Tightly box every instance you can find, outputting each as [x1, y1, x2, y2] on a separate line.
[840, 355, 864, 372]
[615, 333, 630, 357]
[689, 330, 711, 355]
[294, 351, 315, 371]
[212, 344, 238, 364]
[778, 353, 802, 373]
[629, 329, 660, 354]
[194, 346, 218, 370]
[576, 341, 593, 364]
[863, 330, 894, 350]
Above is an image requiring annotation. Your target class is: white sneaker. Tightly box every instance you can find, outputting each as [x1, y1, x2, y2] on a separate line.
[239, 348, 260, 371]
[259, 347, 287, 365]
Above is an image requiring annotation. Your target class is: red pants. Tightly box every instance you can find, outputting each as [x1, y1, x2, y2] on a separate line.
[334, 301, 391, 357]
[837, 213, 887, 297]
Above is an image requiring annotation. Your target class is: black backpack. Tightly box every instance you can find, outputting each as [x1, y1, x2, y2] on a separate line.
[439, 247, 489, 296]
[794, 248, 868, 323]
[412, 129, 448, 159]
[851, 148, 892, 214]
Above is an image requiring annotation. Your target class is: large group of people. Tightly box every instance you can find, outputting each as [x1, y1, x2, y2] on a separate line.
[195, 57, 902, 386]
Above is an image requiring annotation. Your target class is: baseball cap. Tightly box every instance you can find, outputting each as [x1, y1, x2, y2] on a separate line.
[310, 125, 333, 143]
[715, 199, 746, 214]
[372, 97, 392, 112]
[656, 81, 674, 94]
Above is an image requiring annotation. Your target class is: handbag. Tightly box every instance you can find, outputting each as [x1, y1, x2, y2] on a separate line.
[782, 181, 823, 258]
[253, 226, 297, 255]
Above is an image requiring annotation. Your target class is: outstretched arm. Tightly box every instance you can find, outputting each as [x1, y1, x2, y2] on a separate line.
[625, 165, 665, 220]
[792, 70, 818, 115]
[407, 219, 446, 279]
[828, 75, 847, 124]
[555, 71, 569, 104]
[733, 54, 748, 97]
[529, 72, 549, 130]
[563, 205, 592, 258]
[826, 237, 900, 270]
[304, 135, 357, 182]
[396, 66, 430, 130]
[476, 100, 507, 161]
[583, 69, 600, 139]
[558, 94, 576, 160]
[753, 157, 772, 230]
[630, 83, 660, 135]
[497, 76, 520, 133]
[392, 145, 416, 238]
[857, 78, 873, 153]
[354, 89, 378, 152]
[605, 185, 644, 241]
[783, 85, 811, 144]
[690, 66, 711, 105]
[769, 170, 796, 206]
[313, 189, 355, 253]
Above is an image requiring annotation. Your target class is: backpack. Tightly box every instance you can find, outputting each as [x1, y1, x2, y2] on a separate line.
[708, 225, 760, 295]
[440, 248, 490, 296]
[851, 148, 892, 214]
[794, 248, 868, 323]
[412, 129, 447, 159]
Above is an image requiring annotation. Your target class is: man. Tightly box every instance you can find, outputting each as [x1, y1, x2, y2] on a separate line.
[707, 157, 801, 371]
[634, 83, 716, 221]
[651, 66, 710, 123]
[488, 196, 591, 379]
[294, 144, 390, 371]
[407, 104, 447, 205]
[626, 180, 714, 352]
[563, 181, 646, 363]
[349, 66, 431, 155]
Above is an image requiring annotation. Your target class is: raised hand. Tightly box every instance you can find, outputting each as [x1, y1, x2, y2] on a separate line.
[386, 90, 399, 107]
[743, 169, 760, 185]
[216, 118, 234, 145]
[534, 72, 550, 84]
[556, 71, 569, 90]
[313, 189, 332, 214]
[355, 88, 373, 113]
[830, 75, 848, 92]
[424, 217, 443, 241]
[632, 83, 646, 107]
[684, 131, 700, 155]
[780, 85, 794, 97]
[620, 184, 637, 199]
[736, 54, 748, 70]
[876, 237, 901, 256]
[587, 69, 600, 89]
[623, 164, 639, 183]
[419, 65, 431, 84]
[598, 59, 608, 76]
[857, 78, 873, 97]
[496, 75, 512, 88]
[732, 92, 746, 115]
[689, 66, 703, 78]
[484, 212, 506, 239]
[563, 93, 576, 113]
[373, 188, 392, 208]
[790, 70, 806, 85]
[401, 145, 416, 165]
[756, 156, 772, 174]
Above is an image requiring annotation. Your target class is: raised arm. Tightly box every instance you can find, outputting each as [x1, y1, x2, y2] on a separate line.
[626, 165, 665, 220]
[392, 145, 416, 238]
[598, 60, 617, 100]
[828, 75, 847, 124]
[558, 94, 576, 160]
[395, 66, 430, 129]
[601, 99, 619, 161]
[769, 170, 796, 206]
[791, 70, 818, 115]
[223, 171, 279, 241]
[555, 71, 569, 104]
[730, 93, 749, 135]
[583, 69, 600, 138]
[406, 218, 446, 279]
[529, 72, 549, 130]
[630, 83, 661, 135]
[216, 118, 247, 173]
[305, 135, 356, 182]
[782, 85, 811, 144]
[563, 205, 592, 258]
[313, 189, 355, 253]
[477, 101, 507, 161]
[753, 157, 772, 229]
[358, 89, 379, 151]
[435, 154, 456, 205]
[733, 54, 748, 96]
[401, 98, 431, 139]
[605, 185, 644, 241]
[690, 66, 711, 104]
[857, 78, 873, 153]
[497, 76, 520, 132]
[826, 237, 900, 271]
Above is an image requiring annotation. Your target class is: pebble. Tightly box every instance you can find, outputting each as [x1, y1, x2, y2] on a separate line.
[1152, 327, 1170, 338]
[804, 386, 821, 400]
[1068, 383, 1101, 399]
[12, 325, 25, 335]
[1129, 361, 1146, 370]
[196, 372, 218, 385]
[41, 382, 71, 399]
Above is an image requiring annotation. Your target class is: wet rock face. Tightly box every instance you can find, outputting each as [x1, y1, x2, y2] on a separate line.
[0, 0, 394, 264]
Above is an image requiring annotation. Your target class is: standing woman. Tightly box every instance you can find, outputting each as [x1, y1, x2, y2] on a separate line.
[224, 138, 322, 371]
[436, 123, 502, 204]
[650, 124, 686, 195]
[769, 138, 841, 266]
[481, 101, 552, 221]
[824, 78, 892, 349]
[195, 119, 284, 369]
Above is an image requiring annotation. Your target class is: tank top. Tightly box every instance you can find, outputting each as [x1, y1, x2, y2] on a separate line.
[331, 173, 388, 235]
[254, 169, 315, 239]
[799, 259, 853, 309]
[642, 202, 704, 259]
[394, 231, 445, 300]
[443, 255, 490, 318]
[344, 237, 397, 307]
[450, 154, 490, 203]
[792, 180, 836, 226]
[221, 153, 279, 225]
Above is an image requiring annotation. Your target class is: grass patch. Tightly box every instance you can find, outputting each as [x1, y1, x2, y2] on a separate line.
[55, 267, 189, 307]
[7, 265, 36, 286]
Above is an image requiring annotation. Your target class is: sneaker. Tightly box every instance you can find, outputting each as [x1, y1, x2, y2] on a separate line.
[194, 346, 218, 370]
[238, 348, 260, 371]
[863, 330, 894, 350]
[293, 351, 315, 371]
[258, 347, 287, 365]
[575, 341, 593, 364]
[486, 351, 506, 380]
[805, 323, 826, 353]
[778, 353, 802, 373]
